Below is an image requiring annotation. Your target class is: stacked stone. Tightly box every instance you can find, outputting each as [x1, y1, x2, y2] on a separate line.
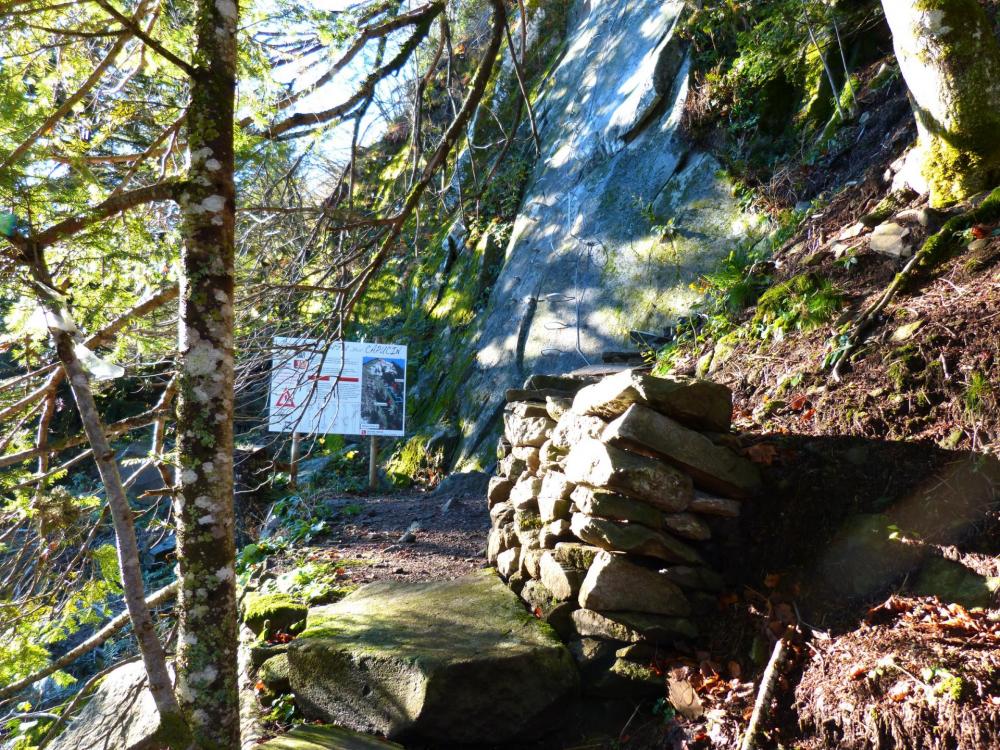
[487, 368, 760, 693]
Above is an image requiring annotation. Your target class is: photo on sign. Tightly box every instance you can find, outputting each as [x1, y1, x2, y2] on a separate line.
[360, 357, 405, 432]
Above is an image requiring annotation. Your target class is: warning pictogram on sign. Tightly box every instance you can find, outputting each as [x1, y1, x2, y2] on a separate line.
[275, 388, 296, 408]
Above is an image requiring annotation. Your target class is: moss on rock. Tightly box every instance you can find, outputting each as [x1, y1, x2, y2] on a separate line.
[242, 592, 307, 637]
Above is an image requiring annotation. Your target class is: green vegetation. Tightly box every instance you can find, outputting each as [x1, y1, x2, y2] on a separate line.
[752, 272, 844, 340]
[963, 371, 993, 417]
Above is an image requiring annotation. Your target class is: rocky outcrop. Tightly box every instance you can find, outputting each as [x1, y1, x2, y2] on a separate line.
[286, 574, 578, 744]
[48, 661, 175, 750]
[454, 0, 764, 466]
[487, 368, 757, 695]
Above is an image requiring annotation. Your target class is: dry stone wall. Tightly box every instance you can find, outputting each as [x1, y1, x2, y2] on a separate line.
[487, 368, 760, 695]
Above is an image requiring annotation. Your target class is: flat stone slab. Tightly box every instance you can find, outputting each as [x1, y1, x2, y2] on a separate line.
[287, 573, 579, 744]
[564, 438, 692, 512]
[259, 724, 402, 749]
[603, 403, 760, 497]
[572, 370, 732, 432]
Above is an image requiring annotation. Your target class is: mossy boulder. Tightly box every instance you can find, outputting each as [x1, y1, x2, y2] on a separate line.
[259, 654, 292, 695]
[287, 573, 579, 744]
[242, 592, 308, 636]
[910, 557, 1000, 609]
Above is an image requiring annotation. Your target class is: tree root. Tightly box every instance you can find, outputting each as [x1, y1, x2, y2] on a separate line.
[828, 185, 1000, 381]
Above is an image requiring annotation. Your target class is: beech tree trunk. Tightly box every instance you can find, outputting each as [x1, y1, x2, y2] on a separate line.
[172, 0, 240, 744]
[882, 0, 1000, 206]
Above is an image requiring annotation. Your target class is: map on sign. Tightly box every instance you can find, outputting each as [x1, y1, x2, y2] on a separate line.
[268, 337, 407, 437]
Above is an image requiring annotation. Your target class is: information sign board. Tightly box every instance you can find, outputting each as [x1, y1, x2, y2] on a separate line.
[268, 337, 407, 437]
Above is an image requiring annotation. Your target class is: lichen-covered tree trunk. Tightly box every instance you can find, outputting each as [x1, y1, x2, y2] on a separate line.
[882, 0, 1000, 206]
[173, 0, 240, 743]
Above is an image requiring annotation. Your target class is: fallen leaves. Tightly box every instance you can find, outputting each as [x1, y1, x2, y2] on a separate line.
[888, 680, 911, 702]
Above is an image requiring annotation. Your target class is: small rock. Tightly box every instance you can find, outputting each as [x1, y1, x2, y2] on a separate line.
[869, 222, 912, 258]
[498, 455, 527, 483]
[891, 319, 924, 342]
[572, 369, 733, 432]
[553, 542, 603, 570]
[489, 501, 515, 526]
[570, 485, 663, 529]
[545, 396, 574, 421]
[969, 238, 990, 251]
[511, 445, 541, 474]
[688, 493, 741, 518]
[838, 222, 866, 240]
[509, 476, 542, 511]
[539, 519, 573, 549]
[521, 548, 545, 579]
[496, 547, 521, 578]
[539, 551, 585, 601]
[570, 608, 698, 643]
[662, 512, 711, 541]
[918, 206, 947, 229]
[549, 412, 607, 450]
[537, 471, 575, 521]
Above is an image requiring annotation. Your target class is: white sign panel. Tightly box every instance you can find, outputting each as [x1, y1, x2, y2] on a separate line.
[268, 337, 407, 437]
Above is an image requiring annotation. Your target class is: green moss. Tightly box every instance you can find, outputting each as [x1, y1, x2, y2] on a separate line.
[242, 592, 307, 637]
[516, 510, 543, 531]
[258, 654, 292, 695]
[752, 272, 843, 339]
[385, 433, 443, 487]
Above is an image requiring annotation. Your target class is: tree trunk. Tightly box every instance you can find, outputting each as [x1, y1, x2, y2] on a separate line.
[172, 0, 240, 744]
[882, 0, 1000, 206]
[31, 280, 189, 745]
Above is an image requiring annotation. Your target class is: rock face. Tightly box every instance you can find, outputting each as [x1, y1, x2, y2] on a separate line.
[453, 0, 762, 466]
[287, 574, 579, 744]
[48, 661, 172, 750]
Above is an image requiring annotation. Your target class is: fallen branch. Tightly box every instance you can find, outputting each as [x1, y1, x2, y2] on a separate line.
[740, 637, 788, 750]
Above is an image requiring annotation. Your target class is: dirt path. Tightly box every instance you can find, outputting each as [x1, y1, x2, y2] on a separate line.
[298, 490, 491, 584]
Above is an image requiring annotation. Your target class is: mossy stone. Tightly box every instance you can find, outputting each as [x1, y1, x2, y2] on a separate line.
[259, 654, 291, 695]
[242, 592, 307, 636]
[910, 557, 999, 609]
[287, 572, 579, 744]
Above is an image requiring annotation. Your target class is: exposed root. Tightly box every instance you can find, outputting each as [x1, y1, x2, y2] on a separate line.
[828, 185, 1000, 381]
